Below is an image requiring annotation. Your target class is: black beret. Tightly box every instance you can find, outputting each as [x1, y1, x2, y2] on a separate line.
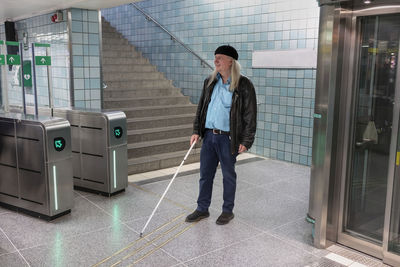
[214, 45, 238, 60]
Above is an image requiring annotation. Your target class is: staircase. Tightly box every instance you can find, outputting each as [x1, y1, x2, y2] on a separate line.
[101, 19, 201, 175]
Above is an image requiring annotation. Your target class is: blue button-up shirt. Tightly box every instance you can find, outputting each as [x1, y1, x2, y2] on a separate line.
[205, 73, 233, 132]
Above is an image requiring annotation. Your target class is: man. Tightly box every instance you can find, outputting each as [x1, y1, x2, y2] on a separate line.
[186, 45, 257, 225]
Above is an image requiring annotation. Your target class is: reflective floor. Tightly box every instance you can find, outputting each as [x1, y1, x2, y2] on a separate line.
[0, 157, 389, 266]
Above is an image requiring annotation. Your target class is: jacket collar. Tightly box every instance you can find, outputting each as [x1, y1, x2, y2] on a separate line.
[216, 73, 231, 85]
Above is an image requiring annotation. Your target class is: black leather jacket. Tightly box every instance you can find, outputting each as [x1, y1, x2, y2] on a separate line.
[193, 75, 257, 154]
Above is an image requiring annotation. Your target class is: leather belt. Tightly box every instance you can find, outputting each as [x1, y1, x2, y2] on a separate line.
[206, 128, 230, 135]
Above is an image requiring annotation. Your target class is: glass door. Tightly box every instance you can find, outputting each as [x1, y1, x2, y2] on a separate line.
[344, 13, 400, 246]
[388, 124, 400, 256]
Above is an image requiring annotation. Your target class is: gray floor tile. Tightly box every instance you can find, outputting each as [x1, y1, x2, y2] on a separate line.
[139, 179, 198, 209]
[0, 206, 10, 215]
[125, 205, 195, 235]
[172, 170, 258, 214]
[247, 159, 310, 177]
[269, 217, 329, 257]
[83, 184, 181, 223]
[0, 196, 115, 250]
[235, 159, 310, 187]
[150, 214, 263, 262]
[185, 232, 319, 267]
[0, 157, 389, 267]
[20, 224, 180, 267]
[73, 189, 92, 198]
[0, 230, 16, 255]
[235, 162, 292, 186]
[261, 173, 311, 202]
[142, 173, 227, 214]
[233, 186, 308, 231]
[0, 252, 28, 267]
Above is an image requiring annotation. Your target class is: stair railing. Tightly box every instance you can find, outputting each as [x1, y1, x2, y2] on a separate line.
[130, 2, 214, 70]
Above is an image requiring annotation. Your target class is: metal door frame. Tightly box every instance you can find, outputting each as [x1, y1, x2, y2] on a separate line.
[336, 6, 400, 264]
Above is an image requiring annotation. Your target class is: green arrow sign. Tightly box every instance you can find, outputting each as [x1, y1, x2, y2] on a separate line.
[0, 55, 4, 65]
[35, 56, 51, 66]
[55, 140, 62, 148]
[314, 113, 322, 119]
[6, 55, 20, 65]
[54, 137, 66, 151]
[114, 127, 123, 139]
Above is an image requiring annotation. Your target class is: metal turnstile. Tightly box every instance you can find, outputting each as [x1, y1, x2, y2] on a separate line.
[0, 112, 73, 220]
[53, 109, 127, 196]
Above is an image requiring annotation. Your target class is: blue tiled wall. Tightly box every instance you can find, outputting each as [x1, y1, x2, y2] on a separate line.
[102, 0, 319, 165]
[0, 11, 70, 109]
[70, 8, 102, 109]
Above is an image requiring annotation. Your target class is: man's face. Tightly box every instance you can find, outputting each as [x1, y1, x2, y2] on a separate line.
[214, 54, 233, 73]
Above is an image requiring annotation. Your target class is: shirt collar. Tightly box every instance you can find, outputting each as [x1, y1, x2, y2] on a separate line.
[217, 73, 231, 85]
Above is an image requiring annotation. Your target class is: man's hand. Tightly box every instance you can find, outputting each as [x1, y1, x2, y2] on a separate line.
[190, 134, 199, 146]
[238, 144, 247, 154]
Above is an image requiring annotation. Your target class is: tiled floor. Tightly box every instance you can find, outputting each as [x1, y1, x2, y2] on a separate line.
[0, 155, 391, 266]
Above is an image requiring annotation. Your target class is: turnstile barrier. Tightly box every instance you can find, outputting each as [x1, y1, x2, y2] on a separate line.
[0, 112, 73, 220]
[53, 108, 127, 196]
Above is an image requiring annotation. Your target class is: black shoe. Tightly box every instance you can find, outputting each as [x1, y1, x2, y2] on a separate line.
[216, 212, 234, 225]
[185, 210, 210, 222]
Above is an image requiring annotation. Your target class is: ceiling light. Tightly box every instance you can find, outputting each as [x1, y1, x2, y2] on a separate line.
[364, 0, 372, 4]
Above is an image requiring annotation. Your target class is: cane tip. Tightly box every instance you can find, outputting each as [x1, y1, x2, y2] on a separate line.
[140, 233, 143, 238]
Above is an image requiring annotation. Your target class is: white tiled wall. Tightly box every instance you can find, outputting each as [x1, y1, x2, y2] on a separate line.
[0, 11, 70, 108]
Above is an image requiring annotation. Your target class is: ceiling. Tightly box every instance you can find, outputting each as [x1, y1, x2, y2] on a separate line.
[0, 0, 142, 24]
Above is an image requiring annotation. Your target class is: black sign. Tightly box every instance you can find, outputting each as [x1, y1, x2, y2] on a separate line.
[54, 137, 66, 152]
[114, 127, 123, 139]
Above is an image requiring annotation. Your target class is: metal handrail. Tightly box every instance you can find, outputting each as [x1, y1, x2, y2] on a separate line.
[130, 3, 214, 70]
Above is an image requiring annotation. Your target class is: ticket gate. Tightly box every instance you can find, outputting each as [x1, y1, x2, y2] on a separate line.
[53, 109, 127, 196]
[0, 112, 73, 220]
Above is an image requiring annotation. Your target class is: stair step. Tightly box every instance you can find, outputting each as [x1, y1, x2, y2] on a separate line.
[103, 88, 182, 98]
[102, 50, 142, 58]
[127, 114, 195, 130]
[101, 28, 117, 34]
[102, 57, 149, 65]
[104, 96, 191, 108]
[103, 71, 165, 81]
[128, 124, 193, 142]
[106, 104, 197, 118]
[102, 38, 130, 45]
[103, 64, 157, 73]
[104, 80, 173, 89]
[101, 24, 116, 31]
[128, 149, 201, 174]
[128, 136, 196, 157]
[102, 44, 136, 52]
[102, 32, 124, 39]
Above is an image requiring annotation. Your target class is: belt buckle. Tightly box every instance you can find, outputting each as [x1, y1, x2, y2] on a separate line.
[212, 129, 220, 135]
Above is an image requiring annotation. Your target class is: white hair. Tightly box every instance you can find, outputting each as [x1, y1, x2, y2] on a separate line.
[207, 58, 241, 91]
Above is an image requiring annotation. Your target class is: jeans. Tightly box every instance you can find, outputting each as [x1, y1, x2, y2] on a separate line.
[197, 130, 237, 213]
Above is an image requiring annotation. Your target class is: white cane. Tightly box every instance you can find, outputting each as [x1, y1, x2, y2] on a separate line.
[140, 140, 197, 237]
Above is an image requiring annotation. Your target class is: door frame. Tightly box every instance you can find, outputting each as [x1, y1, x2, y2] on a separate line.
[336, 5, 400, 264]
